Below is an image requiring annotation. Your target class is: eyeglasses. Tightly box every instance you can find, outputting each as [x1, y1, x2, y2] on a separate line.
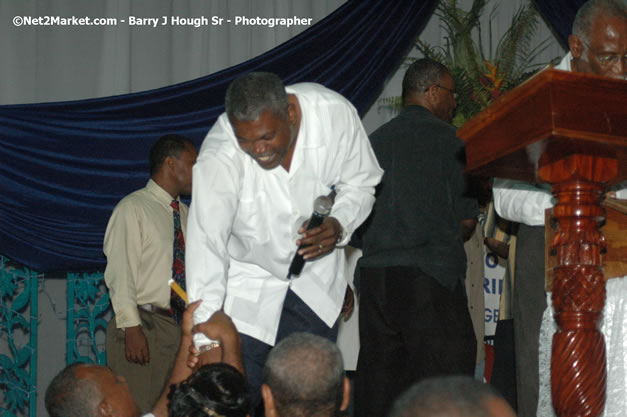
[582, 40, 627, 67]
[426, 84, 458, 100]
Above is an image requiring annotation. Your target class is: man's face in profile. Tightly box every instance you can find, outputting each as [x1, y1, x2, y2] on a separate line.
[432, 72, 458, 123]
[570, 14, 626, 79]
[171, 144, 198, 196]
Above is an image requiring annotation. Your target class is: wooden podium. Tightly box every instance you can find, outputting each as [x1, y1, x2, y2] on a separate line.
[457, 69, 627, 417]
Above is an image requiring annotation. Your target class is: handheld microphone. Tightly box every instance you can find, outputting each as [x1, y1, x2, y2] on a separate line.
[287, 195, 334, 278]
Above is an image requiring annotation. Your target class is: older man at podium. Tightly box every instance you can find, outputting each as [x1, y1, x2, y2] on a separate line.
[492, 1, 626, 416]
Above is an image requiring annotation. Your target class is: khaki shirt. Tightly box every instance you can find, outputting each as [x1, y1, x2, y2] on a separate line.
[104, 179, 188, 328]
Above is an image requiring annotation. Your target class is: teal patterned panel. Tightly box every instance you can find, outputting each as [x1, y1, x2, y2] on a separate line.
[66, 272, 110, 365]
[0, 256, 39, 417]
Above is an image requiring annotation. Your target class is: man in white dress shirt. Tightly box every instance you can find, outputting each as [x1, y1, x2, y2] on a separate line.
[185, 72, 383, 413]
[493, 1, 626, 415]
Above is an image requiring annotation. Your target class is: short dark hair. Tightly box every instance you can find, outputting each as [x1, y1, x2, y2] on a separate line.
[225, 72, 289, 122]
[167, 363, 250, 417]
[572, 0, 626, 43]
[263, 332, 345, 417]
[45, 363, 102, 417]
[148, 134, 195, 176]
[388, 376, 505, 417]
[402, 58, 450, 104]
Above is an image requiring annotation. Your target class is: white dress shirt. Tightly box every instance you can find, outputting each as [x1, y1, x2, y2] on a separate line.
[186, 83, 383, 346]
[493, 52, 626, 224]
[492, 179, 554, 226]
[104, 179, 188, 328]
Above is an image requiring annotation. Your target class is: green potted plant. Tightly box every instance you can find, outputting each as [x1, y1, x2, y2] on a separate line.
[382, 0, 554, 127]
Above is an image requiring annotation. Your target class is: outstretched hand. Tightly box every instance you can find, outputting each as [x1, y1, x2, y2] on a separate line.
[187, 310, 244, 375]
[188, 344, 223, 371]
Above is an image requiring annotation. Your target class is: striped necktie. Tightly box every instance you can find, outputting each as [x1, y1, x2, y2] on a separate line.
[170, 200, 186, 324]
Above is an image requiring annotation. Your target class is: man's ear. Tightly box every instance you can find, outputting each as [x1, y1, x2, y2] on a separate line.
[261, 384, 277, 417]
[421, 85, 438, 114]
[97, 399, 113, 417]
[164, 155, 176, 171]
[286, 95, 299, 125]
[569, 34, 583, 59]
[423, 84, 436, 102]
[340, 376, 351, 412]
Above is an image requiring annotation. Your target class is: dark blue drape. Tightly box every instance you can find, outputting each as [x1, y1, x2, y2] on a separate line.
[1, 0, 438, 272]
[533, 0, 587, 49]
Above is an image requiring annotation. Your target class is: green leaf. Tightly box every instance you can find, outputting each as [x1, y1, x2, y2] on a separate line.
[15, 348, 31, 367]
[9, 288, 30, 313]
[381, 0, 556, 125]
[0, 354, 14, 370]
[0, 273, 17, 298]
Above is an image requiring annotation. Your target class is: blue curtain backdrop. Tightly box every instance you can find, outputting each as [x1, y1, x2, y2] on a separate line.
[1, 0, 438, 272]
[533, 0, 587, 49]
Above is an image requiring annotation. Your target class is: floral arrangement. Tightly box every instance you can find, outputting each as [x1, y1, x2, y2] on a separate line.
[383, 0, 553, 127]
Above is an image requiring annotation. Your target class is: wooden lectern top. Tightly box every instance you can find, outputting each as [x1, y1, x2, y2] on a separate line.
[457, 68, 627, 185]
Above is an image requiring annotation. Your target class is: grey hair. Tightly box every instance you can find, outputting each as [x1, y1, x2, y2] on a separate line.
[263, 332, 345, 417]
[388, 376, 505, 417]
[572, 0, 626, 43]
[225, 72, 289, 122]
[45, 363, 103, 417]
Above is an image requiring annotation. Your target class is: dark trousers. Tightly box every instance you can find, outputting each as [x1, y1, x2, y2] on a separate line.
[513, 224, 546, 417]
[240, 288, 339, 416]
[355, 266, 476, 417]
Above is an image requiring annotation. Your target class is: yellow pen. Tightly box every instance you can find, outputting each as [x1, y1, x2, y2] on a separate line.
[168, 279, 188, 305]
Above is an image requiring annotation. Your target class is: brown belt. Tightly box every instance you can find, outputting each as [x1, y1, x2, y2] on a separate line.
[139, 303, 172, 317]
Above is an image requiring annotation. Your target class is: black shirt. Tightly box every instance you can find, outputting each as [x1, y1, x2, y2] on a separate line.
[358, 105, 479, 290]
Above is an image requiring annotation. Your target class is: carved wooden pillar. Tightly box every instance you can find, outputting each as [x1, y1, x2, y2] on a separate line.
[456, 69, 627, 416]
[539, 154, 618, 417]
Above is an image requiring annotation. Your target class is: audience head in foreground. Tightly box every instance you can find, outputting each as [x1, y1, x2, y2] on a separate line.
[388, 376, 516, 417]
[45, 362, 140, 417]
[569, 0, 626, 79]
[46, 302, 242, 417]
[167, 363, 250, 417]
[262, 332, 350, 417]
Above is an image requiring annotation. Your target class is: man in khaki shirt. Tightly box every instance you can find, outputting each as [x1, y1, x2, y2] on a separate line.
[104, 134, 197, 413]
